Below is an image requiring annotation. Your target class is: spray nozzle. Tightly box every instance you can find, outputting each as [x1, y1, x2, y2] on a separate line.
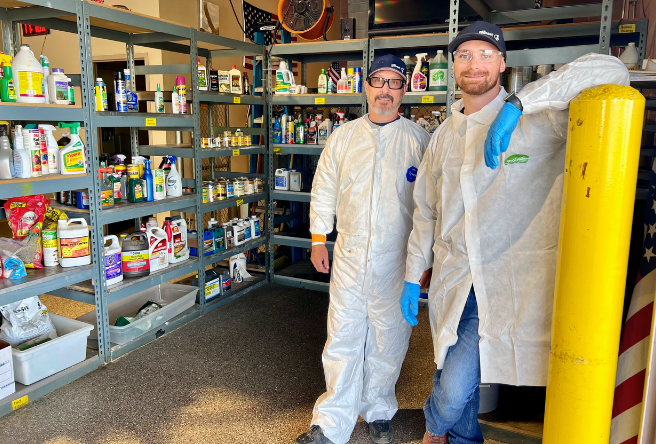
[38, 124, 57, 133]
[168, 155, 177, 163]
[40, 55, 49, 66]
[114, 154, 126, 164]
[416, 53, 428, 62]
[58, 122, 80, 134]
[0, 121, 8, 137]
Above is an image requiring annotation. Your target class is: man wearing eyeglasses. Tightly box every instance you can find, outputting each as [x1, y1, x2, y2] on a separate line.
[296, 55, 431, 444]
[399, 21, 630, 444]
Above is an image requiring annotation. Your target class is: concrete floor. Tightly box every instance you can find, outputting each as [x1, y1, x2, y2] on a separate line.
[1, 284, 505, 444]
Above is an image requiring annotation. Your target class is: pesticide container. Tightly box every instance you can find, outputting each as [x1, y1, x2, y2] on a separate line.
[39, 124, 59, 173]
[104, 235, 123, 286]
[12, 44, 45, 103]
[147, 227, 169, 273]
[42, 228, 58, 267]
[47, 68, 70, 104]
[57, 218, 91, 267]
[58, 122, 86, 174]
[121, 232, 150, 278]
[170, 216, 189, 263]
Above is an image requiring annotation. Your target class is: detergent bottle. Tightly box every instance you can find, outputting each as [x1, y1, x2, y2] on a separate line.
[166, 155, 182, 197]
[0, 123, 12, 180]
[275, 60, 293, 94]
[428, 50, 448, 91]
[411, 53, 428, 92]
[104, 235, 123, 286]
[58, 122, 87, 174]
[38, 124, 59, 173]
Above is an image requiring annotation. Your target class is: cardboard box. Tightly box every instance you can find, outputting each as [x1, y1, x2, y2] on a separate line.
[0, 340, 15, 400]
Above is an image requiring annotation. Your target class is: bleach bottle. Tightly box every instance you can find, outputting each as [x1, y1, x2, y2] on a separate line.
[58, 122, 87, 174]
[104, 235, 123, 286]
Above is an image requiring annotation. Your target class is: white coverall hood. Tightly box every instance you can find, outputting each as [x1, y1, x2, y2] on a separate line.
[405, 53, 630, 386]
[310, 115, 430, 444]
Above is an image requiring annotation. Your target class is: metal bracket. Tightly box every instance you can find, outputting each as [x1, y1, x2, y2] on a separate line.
[598, 0, 613, 54]
[446, 0, 460, 117]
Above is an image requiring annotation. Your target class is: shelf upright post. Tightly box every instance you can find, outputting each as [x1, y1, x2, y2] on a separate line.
[0, 8, 14, 56]
[447, 0, 460, 117]
[77, 0, 111, 363]
[127, 36, 141, 230]
[598, 0, 613, 54]
[267, 49, 274, 282]
[362, 39, 369, 113]
[637, 19, 647, 68]
[191, 31, 207, 313]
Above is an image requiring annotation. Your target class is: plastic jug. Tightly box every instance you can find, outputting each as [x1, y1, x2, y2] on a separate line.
[275, 168, 290, 190]
[429, 50, 448, 91]
[620, 42, 639, 70]
[121, 232, 150, 278]
[12, 44, 45, 103]
[147, 227, 169, 273]
[170, 216, 190, 263]
[275, 60, 293, 94]
[57, 218, 91, 267]
[104, 235, 123, 286]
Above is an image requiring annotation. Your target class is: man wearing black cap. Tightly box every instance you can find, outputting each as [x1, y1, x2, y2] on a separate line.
[296, 55, 431, 444]
[399, 21, 630, 444]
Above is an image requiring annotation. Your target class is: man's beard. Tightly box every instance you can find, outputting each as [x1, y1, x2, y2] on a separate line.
[369, 93, 399, 116]
[458, 70, 499, 95]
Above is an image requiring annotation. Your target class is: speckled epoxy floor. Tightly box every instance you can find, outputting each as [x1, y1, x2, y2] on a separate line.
[0, 284, 505, 444]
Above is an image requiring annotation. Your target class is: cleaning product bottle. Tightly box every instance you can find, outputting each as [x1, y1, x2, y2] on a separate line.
[163, 217, 174, 262]
[281, 114, 287, 143]
[171, 86, 180, 114]
[250, 214, 261, 239]
[155, 83, 164, 113]
[229, 65, 242, 94]
[57, 218, 91, 267]
[40, 55, 50, 104]
[166, 155, 182, 197]
[275, 60, 292, 94]
[0, 62, 16, 103]
[113, 154, 127, 176]
[143, 158, 154, 202]
[318, 68, 328, 94]
[104, 235, 123, 286]
[13, 125, 30, 179]
[273, 117, 282, 143]
[121, 232, 150, 278]
[318, 118, 332, 144]
[124, 69, 138, 112]
[12, 44, 45, 103]
[147, 226, 169, 272]
[38, 124, 59, 173]
[128, 177, 144, 203]
[287, 118, 295, 144]
[620, 42, 639, 70]
[213, 224, 225, 253]
[403, 55, 415, 91]
[347, 68, 355, 93]
[411, 53, 428, 92]
[0, 123, 12, 180]
[131, 155, 146, 177]
[169, 216, 190, 263]
[327, 76, 334, 94]
[337, 67, 348, 94]
[429, 50, 448, 91]
[175, 76, 187, 113]
[58, 122, 86, 174]
[114, 71, 127, 112]
[198, 58, 208, 91]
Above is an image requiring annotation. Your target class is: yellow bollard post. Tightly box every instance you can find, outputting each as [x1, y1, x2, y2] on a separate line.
[543, 84, 645, 443]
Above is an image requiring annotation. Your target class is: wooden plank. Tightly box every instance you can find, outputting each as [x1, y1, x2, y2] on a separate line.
[0, 173, 86, 186]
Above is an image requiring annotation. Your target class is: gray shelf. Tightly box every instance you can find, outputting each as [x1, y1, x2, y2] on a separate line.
[0, 104, 85, 122]
[138, 144, 193, 158]
[205, 236, 268, 265]
[0, 174, 88, 200]
[202, 192, 265, 213]
[403, 91, 449, 105]
[273, 190, 311, 203]
[101, 194, 197, 225]
[0, 264, 94, 307]
[273, 144, 325, 155]
[198, 91, 265, 105]
[273, 275, 330, 293]
[93, 112, 195, 129]
[204, 274, 267, 313]
[272, 94, 364, 106]
[201, 145, 266, 158]
[270, 38, 368, 64]
[273, 235, 335, 252]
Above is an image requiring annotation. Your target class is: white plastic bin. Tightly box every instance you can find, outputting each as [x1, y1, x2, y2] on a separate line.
[77, 283, 197, 345]
[12, 313, 94, 385]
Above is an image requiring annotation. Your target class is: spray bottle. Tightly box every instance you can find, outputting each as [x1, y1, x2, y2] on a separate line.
[38, 124, 59, 173]
[0, 122, 12, 180]
[0, 62, 16, 103]
[172, 86, 180, 114]
[166, 155, 182, 197]
[113, 154, 127, 176]
[57, 122, 86, 174]
[13, 125, 30, 178]
[40, 55, 50, 104]
[143, 158, 154, 202]
[411, 53, 428, 92]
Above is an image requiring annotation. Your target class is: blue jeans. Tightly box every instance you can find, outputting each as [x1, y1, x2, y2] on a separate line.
[424, 288, 484, 444]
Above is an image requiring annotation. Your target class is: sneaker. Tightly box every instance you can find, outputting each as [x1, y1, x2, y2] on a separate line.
[423, 430, 448, 444]
[369, 420, 393, 444]
[295, 425, 334, 444]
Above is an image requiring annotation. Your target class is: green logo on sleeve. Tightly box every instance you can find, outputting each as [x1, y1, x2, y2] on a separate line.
[504, 154, 529, 165]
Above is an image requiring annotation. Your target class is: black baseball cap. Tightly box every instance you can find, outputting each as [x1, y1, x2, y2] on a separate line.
[369, 54, 407, 81]
[447, 21, 506, 57]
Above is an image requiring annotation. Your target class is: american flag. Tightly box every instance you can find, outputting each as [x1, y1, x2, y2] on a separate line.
[610, 171, 656, 444]
[328, 61, 341, 86]
[242, 1, 298, 75]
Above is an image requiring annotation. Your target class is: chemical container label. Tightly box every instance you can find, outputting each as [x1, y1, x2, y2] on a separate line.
[105, 251, 122, 280]
[17, 71, 44, 97]
[233, 96, 241, 103]
[149, 238, 168, 271]
[430, 69, 447, 88]
[273, 147, 281, 153]
[146, 118, 156, 127]
[236, 199, 244, 207]
[315, 97, 325, 105]
[233, 149, 240, 156]
[64, 146, 85, 173]
[100, 189, 113, 207]
[619, 24, 636, 33]
[59, 236, 90, 258]
[122, 251, 149, 271]
[12, 395, 28, 410]
[55, 80, 70, 101]
[422, 96, 434, 104]
[42, 230, 57, 249]
[205, 280, 220, 299]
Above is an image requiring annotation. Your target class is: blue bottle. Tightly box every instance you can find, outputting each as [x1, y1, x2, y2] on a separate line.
[143, 159, 154, 202]
[272, 117, 282, 143]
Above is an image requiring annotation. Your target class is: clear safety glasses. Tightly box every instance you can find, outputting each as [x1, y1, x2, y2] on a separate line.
[366, 76, 406, 90]
[453, 49, 504, 64]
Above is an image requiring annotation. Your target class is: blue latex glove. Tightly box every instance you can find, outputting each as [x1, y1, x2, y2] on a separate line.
[484, 102, 523, 169]
[400, 281, 420, 326]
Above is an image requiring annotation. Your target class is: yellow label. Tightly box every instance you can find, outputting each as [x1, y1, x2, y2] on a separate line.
[205, 282, 217, 296]
[619, 24, 636, 33]
[17, 71, 43, 98]
[233, 149, 240, 156]
[64, 148, 85, 173]
[273, 147, 281, 153]
[12, 396, 28, 410]
[422, 96, 434, 104]
[236, 199, 244, 206]
[122, 252, 149, 261]
[42, 230, 57, 249]
[200, 104, 208, 110]
[59, 236, 90, 258]
[315, 97, 326, 105]
[145, 118, 156, 126]
[233, 96, 241, 103]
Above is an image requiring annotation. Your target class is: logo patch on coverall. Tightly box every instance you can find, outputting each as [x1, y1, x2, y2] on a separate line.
[504, 154, 529, 165]
[406, 166, 418, 182]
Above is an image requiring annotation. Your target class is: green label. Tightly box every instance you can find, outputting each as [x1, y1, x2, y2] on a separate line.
[505, 154, 529, 165]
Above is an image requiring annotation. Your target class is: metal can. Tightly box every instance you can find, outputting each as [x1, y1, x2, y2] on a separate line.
[226, 181, 234, 199]
[217, 180, 227, 200]
[95, 78, 108, 111]
[202, 185, 209, 203]
[213, 137, 222, 148]
[208, 182, 218, 202]
[244, 178, 254, 195]
[254, 177, 263, 194]
[223, 130, 231, 147]
[201, 138, 211, 149]
[231, 135, 239, 146]
[127, 164, 140, 179]
[234, 180, 244, 197]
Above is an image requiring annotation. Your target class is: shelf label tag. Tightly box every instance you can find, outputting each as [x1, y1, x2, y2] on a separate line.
[273, 147, 281, 153]
[200, 104, 208, 110]
[619, 24, 636, 33]
[236, 199, 244, 206]
[233, 96, 241, 103]
[233, 149, 240, 156]
[315, 97, 326, 105]
[422, 96, 434, 104]
[145, 118, 156, 127]
[12, 396, 28, 410]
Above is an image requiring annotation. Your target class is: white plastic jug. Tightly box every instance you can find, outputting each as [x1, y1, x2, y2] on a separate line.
[58, 218, 91, 267]
[12, 44, 46, 103]
[104, 235, 123, 286]
[169, 218, 190, 263]
[275, 168, 290, 190]
[147, 227, 169, 272]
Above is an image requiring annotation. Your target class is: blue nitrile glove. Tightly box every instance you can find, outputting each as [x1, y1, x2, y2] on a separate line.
[484, 102, 523, 170]
[400, 281, 420, 326]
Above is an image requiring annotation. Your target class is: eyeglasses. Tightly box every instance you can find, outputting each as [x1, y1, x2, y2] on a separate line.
[367, 76, 406, 90]
[453, 49, 504, 64]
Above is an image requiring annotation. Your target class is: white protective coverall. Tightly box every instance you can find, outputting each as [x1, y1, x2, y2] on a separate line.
[405, 53, 630, 386]
[310, 115, 430, 444]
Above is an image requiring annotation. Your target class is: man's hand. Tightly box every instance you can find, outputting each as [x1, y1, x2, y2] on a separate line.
[484, 102, 523, 169]
[419, 268, 432, 289]
[311, 244, 330, 273]
[400, 281, 420, 326]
